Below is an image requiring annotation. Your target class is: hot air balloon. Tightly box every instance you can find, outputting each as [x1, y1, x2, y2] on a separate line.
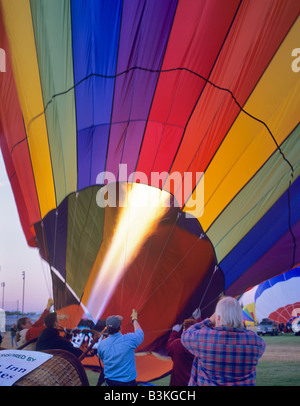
[242, 305, 256, 326]
[255, 267, 300, 324]
[0, 0, 300, 381]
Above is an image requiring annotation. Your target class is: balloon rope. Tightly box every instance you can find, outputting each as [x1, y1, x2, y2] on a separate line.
[124, 221, 155, 314]
[116, 5, 149, 313]
[121, 210, 179, 315]
[40, 256, 52, 297]
[52, 209, 58, 267]
[119, 183, 135, 313]
[135, 224, 199, 311]
[76, 191, 100, 290]
[197, 265, 219, 310]
[133, 217, 179, 311]
[71, 189, 97, 296]
[123, 206, 179, 314]
[68, 192, 79, 270]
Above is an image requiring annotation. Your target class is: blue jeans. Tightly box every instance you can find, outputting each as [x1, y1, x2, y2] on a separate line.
[11, 336, 17, 347]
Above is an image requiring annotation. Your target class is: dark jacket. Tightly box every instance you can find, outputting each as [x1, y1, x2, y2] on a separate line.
[36, 327, 83, 358]
[166, 330, 194, 386]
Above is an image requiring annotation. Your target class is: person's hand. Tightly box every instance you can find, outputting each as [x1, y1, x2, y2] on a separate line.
[47, 298, 54, 310]
[192, 308, 201, 320]
[131, 309, 138, 322]
[172, 324, 182, 332]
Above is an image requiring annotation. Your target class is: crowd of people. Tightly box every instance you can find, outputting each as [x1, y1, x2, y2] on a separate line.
[9, 295, 267, 386]
[278, 321, 293, 333]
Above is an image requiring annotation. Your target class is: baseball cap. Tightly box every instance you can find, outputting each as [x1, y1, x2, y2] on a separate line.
[106, 315, 123, 329]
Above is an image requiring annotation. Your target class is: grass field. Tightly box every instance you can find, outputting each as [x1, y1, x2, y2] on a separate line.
[86, 333, 300, 386]
[255, 334, 300, 386]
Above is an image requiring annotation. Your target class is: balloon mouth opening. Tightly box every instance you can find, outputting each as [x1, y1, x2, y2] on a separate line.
[85, 182, 176, 320]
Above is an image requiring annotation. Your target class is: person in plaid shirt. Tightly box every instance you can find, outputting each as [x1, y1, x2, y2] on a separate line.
[181, 296, 265, 386]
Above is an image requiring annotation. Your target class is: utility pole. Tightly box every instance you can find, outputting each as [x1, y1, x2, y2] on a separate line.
[22, 271, 25, 314]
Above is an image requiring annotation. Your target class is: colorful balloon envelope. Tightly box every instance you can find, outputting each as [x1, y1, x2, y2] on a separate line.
[255, 267, 300, 324]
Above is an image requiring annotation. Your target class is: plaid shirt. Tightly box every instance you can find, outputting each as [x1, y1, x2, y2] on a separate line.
[181, 319, 265, 386]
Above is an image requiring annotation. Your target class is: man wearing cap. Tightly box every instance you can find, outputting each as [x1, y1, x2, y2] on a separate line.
[97, 309, 144, 386]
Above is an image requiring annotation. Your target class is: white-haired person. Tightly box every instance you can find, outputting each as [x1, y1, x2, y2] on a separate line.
[181, 296, 265, 386]
[97, 309, 144, 386]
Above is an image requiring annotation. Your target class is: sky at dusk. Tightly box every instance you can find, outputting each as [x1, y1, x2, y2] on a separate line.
[0, 151, 52, 313]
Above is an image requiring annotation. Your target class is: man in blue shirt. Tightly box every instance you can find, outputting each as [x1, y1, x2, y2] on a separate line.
[97, 309, 144, 386]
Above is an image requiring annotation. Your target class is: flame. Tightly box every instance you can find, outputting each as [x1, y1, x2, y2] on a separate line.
[87, 183, 170, 321]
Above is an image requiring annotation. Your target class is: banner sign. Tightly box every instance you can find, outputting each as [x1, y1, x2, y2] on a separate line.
[0, 350, 53, 386]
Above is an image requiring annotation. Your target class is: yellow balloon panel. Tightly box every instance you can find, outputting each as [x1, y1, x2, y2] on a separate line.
[185, 18, 300, 231]
[1, 0, 56, 218]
